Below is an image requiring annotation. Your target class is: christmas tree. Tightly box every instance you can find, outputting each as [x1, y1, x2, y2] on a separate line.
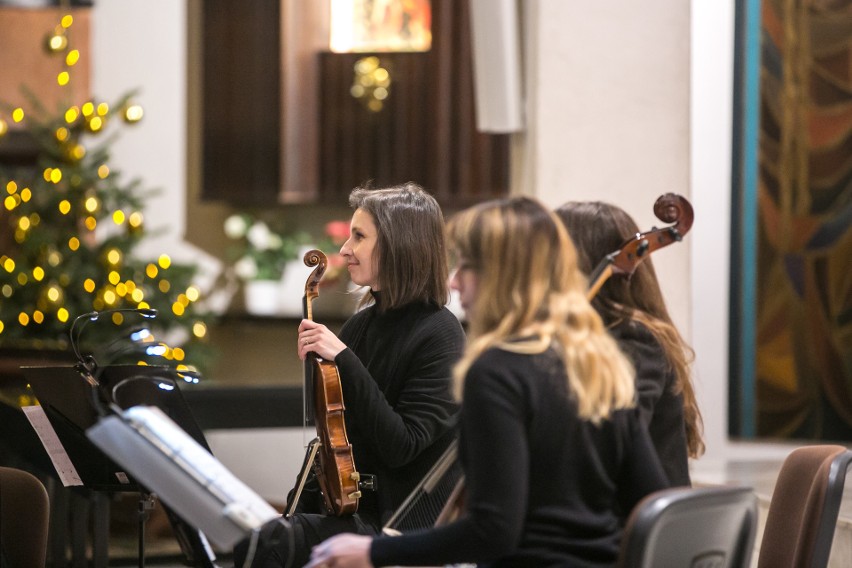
[0, 13, 212, 374]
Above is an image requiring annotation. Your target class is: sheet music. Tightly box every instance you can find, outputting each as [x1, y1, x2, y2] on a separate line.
[22, 405, 83, 486]
[123, 406, 280, 529]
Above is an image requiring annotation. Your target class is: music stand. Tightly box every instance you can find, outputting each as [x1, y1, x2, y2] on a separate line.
[22, 364, 217, 568]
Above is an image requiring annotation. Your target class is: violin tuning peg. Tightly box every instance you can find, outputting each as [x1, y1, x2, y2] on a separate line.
[350, 472, 361, 481]
[348, 490, 363, 500]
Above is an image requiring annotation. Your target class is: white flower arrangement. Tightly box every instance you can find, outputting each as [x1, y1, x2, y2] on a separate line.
[223, 213, 304, 281]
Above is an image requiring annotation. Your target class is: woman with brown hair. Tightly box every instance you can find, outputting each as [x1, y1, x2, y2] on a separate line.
[304, 197, 668, 567]
[233, 183, 465, 568]
[555, 200, 705, 487]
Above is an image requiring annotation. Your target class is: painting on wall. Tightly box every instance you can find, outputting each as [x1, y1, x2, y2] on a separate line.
[330, 0, 432, 53]
[731, 0, 852, 441]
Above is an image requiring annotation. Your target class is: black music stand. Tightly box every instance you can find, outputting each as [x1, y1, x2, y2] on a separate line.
[22, 364, 217, 568]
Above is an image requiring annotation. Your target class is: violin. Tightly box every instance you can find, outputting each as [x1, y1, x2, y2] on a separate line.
[586, 193, 694, 300]
[298, 249, 361, 516]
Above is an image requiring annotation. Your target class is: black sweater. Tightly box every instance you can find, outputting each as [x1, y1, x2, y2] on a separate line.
[370, 346, 669, 567]
[609, 319, 691, 486]
[331, 296, 465, 526]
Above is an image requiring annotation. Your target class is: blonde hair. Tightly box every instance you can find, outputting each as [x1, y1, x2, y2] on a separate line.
[447, 197, 635, 423]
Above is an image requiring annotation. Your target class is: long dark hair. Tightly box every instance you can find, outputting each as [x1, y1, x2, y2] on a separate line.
[555, 201, 705, 458]
[349, 182, 449, 310]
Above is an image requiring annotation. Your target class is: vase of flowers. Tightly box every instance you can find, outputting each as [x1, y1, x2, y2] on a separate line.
[223, 213, 305, 315]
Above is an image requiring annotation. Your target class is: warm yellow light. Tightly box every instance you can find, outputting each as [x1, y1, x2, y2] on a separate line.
[173, 348, 185, 361]
[68, 237, 79, 251]
[172, 302, 185, 316]
[145, 264, 158, 278]
[59, 200, 71, 215]
[88, 116, 103, 132]
[17, 273, 27, 285]
[0, 321, 4, 334]
[158, 254, 171, 269]
[84, 196, 98, 212]
[61, 14, 73, 28]
[98, 164, 110, 179]
[104, 290, 116, 305]
[12, 108, 24, 123]
[20, 188, 31, 202]
[18, 217, 30, 231]
[65, 107, 79, 123]
[1, 284, 11, 297]
[66, 49, 80, 66]
[108, 271, 121, 285]
[84, 278, 96, 293]
[112, 210, 125, 224]
[47, 32, 67, 52]
[55, 127, 69, 142]
[177, 293, 189, 306]
[4, 196, 15, 210]
[70, 144, 86, 160]
[50, 169, 62, 183]
[81, 102, 94, 117]
[33, 311, 44, 324]
[47, 286, 60, 302]
[111, 312, 124, 325]
[85, 216, 97, 231]
[57, 72, 70, 86]
[186, 286, 200, 302]
[32, 267, 44, 280]
[192, 322, 207, 338]
[124, 104, 144, 123]
[57, 308, 69, 322]
[0, 118, 7, 137]
[128, 212, 143, 228]
[159, 280, 171, 293]
[132, 289, 145, 303]
[107, 249, 121, 265]
[125, 280, 136, 292]
[115, 283, 127, 297]
[47, 251, 61, 266]
[97, 103, 109, 116]
[6, 181, 16, 194]
[2, 258, 15, 272]
[18, 313, 29, 326]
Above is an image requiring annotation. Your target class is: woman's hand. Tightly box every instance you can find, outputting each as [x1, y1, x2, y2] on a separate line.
[298, 319, 347, 361]
[305, 533, 374, 568]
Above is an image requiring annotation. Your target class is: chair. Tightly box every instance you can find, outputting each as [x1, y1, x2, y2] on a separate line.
[757, 444, 852, 568]
[0, 466, 51, 568]
[617, 485, 758, 568]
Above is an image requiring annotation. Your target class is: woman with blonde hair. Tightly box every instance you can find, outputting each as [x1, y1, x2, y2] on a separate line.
[556, 201, 704, 487]
[305, 197, 668, 568]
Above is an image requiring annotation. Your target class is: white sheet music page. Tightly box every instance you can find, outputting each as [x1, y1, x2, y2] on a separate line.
[22, 405, 84, 486]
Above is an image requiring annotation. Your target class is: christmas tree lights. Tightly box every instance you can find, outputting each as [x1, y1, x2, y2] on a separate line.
[0, 13, 212, 373]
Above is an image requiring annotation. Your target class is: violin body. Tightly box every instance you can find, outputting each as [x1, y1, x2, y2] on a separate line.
[303, 249, 361, 516]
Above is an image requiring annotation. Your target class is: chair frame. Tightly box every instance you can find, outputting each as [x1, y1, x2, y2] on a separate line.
[618, 485, 758, 568]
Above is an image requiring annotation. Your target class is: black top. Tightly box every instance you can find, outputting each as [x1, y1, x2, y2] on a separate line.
[330, 295, 465, 525]
[609, 319, 691, 487]
[370, 345, 669, 567]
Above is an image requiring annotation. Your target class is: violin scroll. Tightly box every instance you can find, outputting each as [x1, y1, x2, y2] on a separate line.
[587, 193, 693, 300]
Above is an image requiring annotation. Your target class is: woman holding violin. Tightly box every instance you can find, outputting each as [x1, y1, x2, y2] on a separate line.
[233, 183, 465, 568]
[555, 200, 704, 487]
[305, 197, 668, 568]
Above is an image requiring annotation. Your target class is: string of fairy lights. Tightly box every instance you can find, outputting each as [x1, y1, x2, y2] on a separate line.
[0, 13, 210, 373]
